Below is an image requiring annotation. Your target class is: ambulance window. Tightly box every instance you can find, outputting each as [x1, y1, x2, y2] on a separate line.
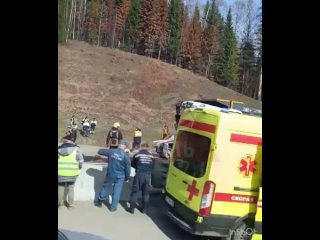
[232, 102, 245, 111]
[172, 130, 211, 178]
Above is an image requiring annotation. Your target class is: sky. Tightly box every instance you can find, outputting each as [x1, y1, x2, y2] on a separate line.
[198, 0, 261, 17]
[196, 0, 261, 40]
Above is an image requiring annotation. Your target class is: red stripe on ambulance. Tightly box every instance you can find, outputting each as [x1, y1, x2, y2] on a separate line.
[214, 193, 258, 204]
[230, 134, 262, 145]
[179, 120, 216, 133]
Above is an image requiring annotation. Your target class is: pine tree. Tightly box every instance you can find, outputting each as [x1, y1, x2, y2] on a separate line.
[58, 0, 67, 43]
[85, 0, 101, 45]
[103, 0, 116, 47]
[220, 8, 239, 89]
[116, 0, 131, 47]
[180, 2, 189, 67]
[239, 29, 256, 95]
[125, 0, 142, 51]
[158, 0, 169, 59]
[140, 0, 161, 57]
[168, 0, 182, 64]
[183, 4, 202, 71]
[237, 0, 261, 99]
[202, 0, 210, 28]
[201, 0, 223, 81]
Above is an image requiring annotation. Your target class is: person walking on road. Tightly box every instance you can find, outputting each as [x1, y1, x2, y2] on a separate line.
[106, 122, 123, 148]
[95, 140, 131, 212]
[58, 134, 84, 209]
[132, 128, 142, 150]
[128, 142, 154, 214]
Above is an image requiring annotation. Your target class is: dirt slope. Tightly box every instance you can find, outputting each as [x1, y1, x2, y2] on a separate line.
[58, 41, 261, 145]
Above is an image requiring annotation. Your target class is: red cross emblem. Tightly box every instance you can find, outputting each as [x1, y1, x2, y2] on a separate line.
[239, 155, 257, 177]
[187, 180, 199, 200]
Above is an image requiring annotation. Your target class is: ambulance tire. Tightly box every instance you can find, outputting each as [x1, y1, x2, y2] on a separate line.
[151, 158, 169, 189]
[230, 221, 253, 240]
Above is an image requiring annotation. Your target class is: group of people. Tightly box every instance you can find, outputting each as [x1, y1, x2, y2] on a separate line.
[94, 140, 154, 214]
[58, 121, 154, 214]
[66, 115, 98, 139]
[81, 116, 97, 137]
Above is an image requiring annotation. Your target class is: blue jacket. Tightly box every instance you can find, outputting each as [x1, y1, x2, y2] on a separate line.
[132, 149, 154, 174]
[98, 148, 131, 180]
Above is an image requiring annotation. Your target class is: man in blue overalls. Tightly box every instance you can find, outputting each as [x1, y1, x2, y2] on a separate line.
[128, 143, 154, 214]
[95, 140, 131, 212]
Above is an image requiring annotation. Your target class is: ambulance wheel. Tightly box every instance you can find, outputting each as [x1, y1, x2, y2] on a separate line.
[230, 221, 253, 240]
[151, 158, 169, 189]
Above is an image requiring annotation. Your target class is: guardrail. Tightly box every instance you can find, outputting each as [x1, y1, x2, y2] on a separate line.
[74, 162, 136, 201]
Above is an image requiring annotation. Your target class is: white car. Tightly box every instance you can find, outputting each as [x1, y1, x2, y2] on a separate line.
[181, 101, 242, 114]
[153, 135, 174, 159]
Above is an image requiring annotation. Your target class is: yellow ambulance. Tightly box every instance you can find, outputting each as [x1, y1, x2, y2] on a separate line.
[163, 106, 262, 239]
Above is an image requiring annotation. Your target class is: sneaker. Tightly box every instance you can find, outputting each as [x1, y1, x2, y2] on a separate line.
[94, 200, 103, 208]
[108, 195, 112, 204]
[141, 204, 149, 214]
[68, 204, 76, 209]
[127, 203, 135, 214]
[109, 207, 117, 212]
[128, 207, 135, 214]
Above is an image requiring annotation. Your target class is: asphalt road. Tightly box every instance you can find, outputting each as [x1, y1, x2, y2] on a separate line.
[58, 189, 220, 240]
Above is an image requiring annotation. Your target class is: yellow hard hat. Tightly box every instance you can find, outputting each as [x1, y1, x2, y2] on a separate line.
[113, 122, 120, 128]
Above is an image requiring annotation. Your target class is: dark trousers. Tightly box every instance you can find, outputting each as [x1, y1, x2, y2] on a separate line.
[175, 114, 180, 126]
[71, 130, 77, 142]
[130, 172, 151, 206]
[132, 137, 141, 149]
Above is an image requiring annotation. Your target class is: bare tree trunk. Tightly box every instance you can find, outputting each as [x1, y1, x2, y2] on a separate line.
[205, 55, 212, 78]
[112, 13, 117, 48]
[167, 28, 171, 63]
[77, 0, 83, 40]
[82, 0, 87, 40]
[122, 22, 126, 47]
[72, 0, 77, 40]
[246, 70, 251, 96]
[241, 70, 246, 94]
[258, 66, 262, 102]
[158, 45, 162, 60]
[65, 0, 69, 39]
[152, 41, 155, 58]
[98, 1, 104, 46]
[67, 0, 74, 41]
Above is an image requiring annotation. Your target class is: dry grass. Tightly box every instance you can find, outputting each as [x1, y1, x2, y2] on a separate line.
[58, 41, 261, 145]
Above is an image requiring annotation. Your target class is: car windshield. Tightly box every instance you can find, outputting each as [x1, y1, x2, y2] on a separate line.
[172, 130, 211, 178]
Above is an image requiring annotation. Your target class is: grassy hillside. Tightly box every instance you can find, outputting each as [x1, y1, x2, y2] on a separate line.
[58, 41, 261, 145]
